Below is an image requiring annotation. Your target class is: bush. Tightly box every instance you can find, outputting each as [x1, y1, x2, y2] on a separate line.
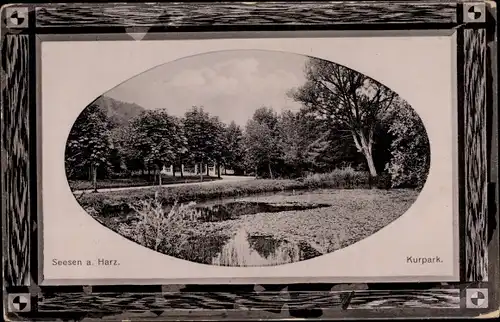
[372, 172, 392, 190]
[302, 167, 370, 189]
[386, 102, 431, 189]
[117, 193, 199, 252]
[109, 170, 133, 179]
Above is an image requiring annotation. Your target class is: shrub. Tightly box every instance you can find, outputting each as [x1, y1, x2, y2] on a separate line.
[117, 192, 199, 252]
[372, 172, 392, 190]
[386, 102, 431, 189]
[302, 167, 370, 189]
[109, 170, 132, 179]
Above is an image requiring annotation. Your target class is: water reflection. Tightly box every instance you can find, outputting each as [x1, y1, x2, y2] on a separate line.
[194, 201, 330, 222]
[118, 198, 330, 266]
[212, 227, 322, 266]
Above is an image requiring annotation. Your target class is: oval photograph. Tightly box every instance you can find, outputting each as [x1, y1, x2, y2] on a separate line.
[65, 50, 431, 267]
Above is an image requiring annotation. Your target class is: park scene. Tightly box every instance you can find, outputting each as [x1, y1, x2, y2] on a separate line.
[66, 50, 430, 266]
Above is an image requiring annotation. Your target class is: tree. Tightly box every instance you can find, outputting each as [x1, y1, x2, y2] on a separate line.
[112, 124, 145, 175]
[243, 107, 281, 178]
[288, 58, 396, 177]
[277, 110, 354, 177]
[385, 99, 430, 188]
[169, 118, 189, 178]
[184, 107, 219, 181]
[65, 103, 112, 192]
[129, 109, 187, 186]
[252, 106, 279, 131]
[223, 121, 245, 174]
[210, 117, 227, 178]
[277, 110, 309, 177]
[175, 121, 189, 178]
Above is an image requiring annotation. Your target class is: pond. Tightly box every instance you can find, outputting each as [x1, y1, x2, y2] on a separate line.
[211, 226, 323, 266]
[188, 198, 329, 266]
[193, 200, 331, 222]
[106, 189, 418, 267]
[111, 194, 332, 266]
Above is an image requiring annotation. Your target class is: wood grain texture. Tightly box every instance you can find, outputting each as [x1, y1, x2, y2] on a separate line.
[36, 289, 460, 319]
[464, 28, 488, 281]
[1, 35, 30, 286]
[35, 2, 457, 27]
[347, 290, 460, 309]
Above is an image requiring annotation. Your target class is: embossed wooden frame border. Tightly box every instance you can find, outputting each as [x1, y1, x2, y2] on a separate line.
[1, 1, 498, 320]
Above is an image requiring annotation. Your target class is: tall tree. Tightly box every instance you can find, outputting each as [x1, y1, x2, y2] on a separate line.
[175, 121, 189, 178]
[223, 121, 245, 174]
[129, 109, 186, 186]
[184, 106, 218, 181]
[65, 103, 112, 192]
[169, 117, 189, 178]
[252, 106, 279, 131]
[113, 124, 145, 175]
[385, 98, 430, 188]
[289, 58, 396, 177]
[210, 117, 227, 178]
[277, 110, 306, 176]
[243, 107, 281, 178]
[277, 110, 334, 176]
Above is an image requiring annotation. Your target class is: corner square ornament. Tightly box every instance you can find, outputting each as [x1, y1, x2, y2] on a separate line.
[7, 294, 31, 312]
[466, 288, 489, 309]
[463, 3, 486, 23]
[4, 7, 29, 28]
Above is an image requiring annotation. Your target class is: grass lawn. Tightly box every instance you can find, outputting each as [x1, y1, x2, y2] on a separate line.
[69, 175, 221, 190]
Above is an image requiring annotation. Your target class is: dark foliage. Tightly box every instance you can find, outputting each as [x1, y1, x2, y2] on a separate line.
[66, 57, 430, 190]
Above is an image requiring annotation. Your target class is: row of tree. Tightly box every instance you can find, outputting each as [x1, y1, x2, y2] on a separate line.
[66, 57, 430, 190]
[66, 105, 245, 184]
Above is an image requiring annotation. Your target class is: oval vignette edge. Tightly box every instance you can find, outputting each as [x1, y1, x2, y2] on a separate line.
[64, 49, 431, 267]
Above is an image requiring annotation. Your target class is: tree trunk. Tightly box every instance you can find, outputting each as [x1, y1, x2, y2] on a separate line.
[180, 162, 184, 178]
[199, 162, 204, 182]
[268, 162, 274, 179]
[224, 167, 227, 175]
[206, 164, 209, 176]
[364, 149, 377, 177]
[217, 162, 221, 178]
[361, 134, 377, 178]
[92, 164, 98, 192]
[158, 169, 162, 187]
[352, 130, 377, 177]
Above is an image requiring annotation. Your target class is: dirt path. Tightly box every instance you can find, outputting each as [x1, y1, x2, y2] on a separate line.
[72, 175, 255, 194]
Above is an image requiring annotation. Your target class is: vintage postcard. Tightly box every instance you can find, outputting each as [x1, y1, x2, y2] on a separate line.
[2, 1, 497, 320]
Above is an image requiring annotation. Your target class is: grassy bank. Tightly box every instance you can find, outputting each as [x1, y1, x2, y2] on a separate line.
[69, 175, 221, 190]
[77, 170, 372, 215]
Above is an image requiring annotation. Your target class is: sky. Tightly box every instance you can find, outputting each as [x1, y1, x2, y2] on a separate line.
[106, 50, 308, 127]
